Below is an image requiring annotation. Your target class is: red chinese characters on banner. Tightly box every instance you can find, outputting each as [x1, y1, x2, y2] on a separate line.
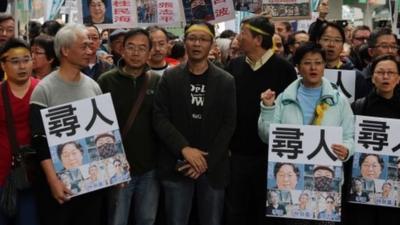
[113, 0, 132, 23]
[158, 1, 174, 23]
[215, 7, 229, 17]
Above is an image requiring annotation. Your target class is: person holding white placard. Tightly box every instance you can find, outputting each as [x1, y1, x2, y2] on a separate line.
[345, 54, 400, 225]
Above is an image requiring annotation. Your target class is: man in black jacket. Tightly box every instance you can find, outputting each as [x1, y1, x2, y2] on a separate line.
[226, 16, 297, 225]
[153, 20, 236, 225]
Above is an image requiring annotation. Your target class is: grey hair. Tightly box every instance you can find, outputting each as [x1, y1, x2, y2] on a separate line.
[215, 37, 232, 64]
[54, 23, 87, 60]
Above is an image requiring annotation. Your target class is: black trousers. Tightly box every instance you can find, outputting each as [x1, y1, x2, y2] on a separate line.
[226, 154, 267, 225]
[33, 176, 106, 225]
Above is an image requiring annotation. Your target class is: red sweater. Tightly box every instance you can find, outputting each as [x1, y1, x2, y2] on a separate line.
[0, 77, 39, 186]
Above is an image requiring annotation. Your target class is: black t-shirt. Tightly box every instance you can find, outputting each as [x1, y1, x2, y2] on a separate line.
[189, 71, 208, 150]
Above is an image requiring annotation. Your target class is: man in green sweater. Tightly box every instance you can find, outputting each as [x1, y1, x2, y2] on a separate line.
[97, 28, 160, 225]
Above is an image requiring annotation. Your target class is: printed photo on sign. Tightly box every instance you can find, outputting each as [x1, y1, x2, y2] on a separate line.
[183, 0, 215, 22]
[266, 189, 341, 222]
[268, 162, 342, 192]
[233, 0, 261, 13]
[349, 153, 399, 207]
[50, 130, 130, 196]
[262, 0, 311, 20]
[267, 124, 343, 222]
[81, 0, 113, 24]
[349, 115, 400, 208]
[137, 0, 157, 23]
[41, 94, 131, 197]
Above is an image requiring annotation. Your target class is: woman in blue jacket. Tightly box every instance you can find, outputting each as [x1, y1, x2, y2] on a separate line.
[258, 42, 354, 225]
[258, 42, 354, 161]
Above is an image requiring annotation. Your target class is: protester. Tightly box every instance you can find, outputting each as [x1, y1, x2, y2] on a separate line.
[153, 20, 236, 225]
[31, 34, 58, 80]
[226, 16, 297, 225]
[0, 38, 39, 225]
[30, 23, 104, 225]
[97, 28, 160, 225]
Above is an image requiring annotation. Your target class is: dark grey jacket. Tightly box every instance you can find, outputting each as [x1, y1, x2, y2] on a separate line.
[153, 62, 236, 188]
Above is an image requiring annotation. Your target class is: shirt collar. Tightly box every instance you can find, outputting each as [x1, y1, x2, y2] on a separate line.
[245, 49, 274, 71]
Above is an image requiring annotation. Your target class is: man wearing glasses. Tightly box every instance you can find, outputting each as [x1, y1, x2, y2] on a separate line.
[0, 38, 39, 225]
[153, 21, 236, 225]
[317, 22, 368, 100]
[97, 28, 160, 225]
[349, 25, 371, 70]
[363, 27, 399, 94]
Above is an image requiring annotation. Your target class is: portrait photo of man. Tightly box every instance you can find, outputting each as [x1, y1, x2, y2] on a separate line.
[83, 0, 112, 24]
[349, 177, 370, 203]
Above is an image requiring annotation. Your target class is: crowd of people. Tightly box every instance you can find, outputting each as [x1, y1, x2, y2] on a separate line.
[0, 0, 400, 224]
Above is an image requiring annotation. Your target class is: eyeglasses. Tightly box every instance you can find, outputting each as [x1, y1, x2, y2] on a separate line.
[353, 37, 368, 42]
[2, 57, 32, 66]
[125, 45, 148, 54]
[320, 37, 343, 45]
[375, 44, 400, 50]
[0, 27, 14, 35]
[186, 36, 213, 44]
[374, 70, 398, 78]
[326, 201, 334, 204]
[361, 163, 381, 169]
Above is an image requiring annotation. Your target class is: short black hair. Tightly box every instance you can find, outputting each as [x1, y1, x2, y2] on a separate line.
[170, 40, 185, 59]
[123, 28, 152, 50]
[0, 38, 30, 60]
[359, 153, 384, 170]
[287, 30, 308, 46]
[41, 20, 63, 36]
[88, 0, 107, 7]
[95, 133, 116, 145]
[184, 20, 215, 39]
[85, 24, 100, 36]
[31, 34, 59, 69]
[219, 29, 236, 39]
[352, 25, 371, 38]
[0, 14, 14, 23]
[57, 141, 83, 161]
[371, 54, 400, 76]
[317, 22, 346, 44]
[368, 27, 397, 48]
[29, 20, 42, 40]
[146, 25, 169, 40]
[275, 21, 292, 32]
[293, 42, 326, 65]
[273, 162, 300, 178]
[241, 16, 274, 50]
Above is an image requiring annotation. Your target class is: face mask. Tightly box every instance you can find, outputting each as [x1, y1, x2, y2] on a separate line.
[97, 143, 117, 159]
[314, 176, 333, 192]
